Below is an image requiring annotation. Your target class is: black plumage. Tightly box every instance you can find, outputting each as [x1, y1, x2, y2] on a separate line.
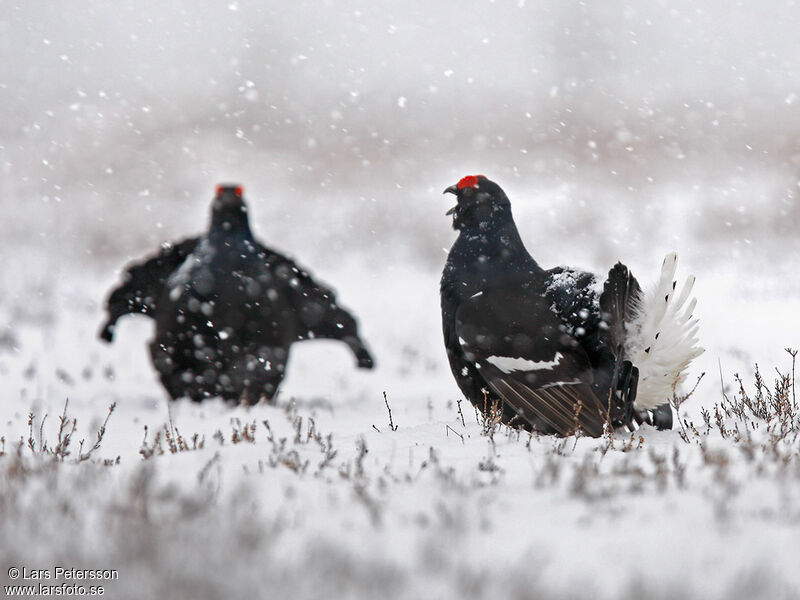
[100, 185, 374, 403]
[440, 175, 640, 437]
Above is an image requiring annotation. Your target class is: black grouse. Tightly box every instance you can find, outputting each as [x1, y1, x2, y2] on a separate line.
[100, 184, 374, 403]
[440, 175, 703, 437]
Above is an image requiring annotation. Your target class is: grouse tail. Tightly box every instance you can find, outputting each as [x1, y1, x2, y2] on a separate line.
[623, 253, 704, 411]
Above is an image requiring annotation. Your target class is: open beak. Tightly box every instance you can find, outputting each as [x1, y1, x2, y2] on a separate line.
[443, 185, 458, 215]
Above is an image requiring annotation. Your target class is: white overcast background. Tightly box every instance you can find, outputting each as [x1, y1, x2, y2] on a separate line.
[1, 2, 799, 599]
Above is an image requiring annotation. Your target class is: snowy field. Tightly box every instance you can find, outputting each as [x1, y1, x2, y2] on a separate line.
[2, 2, 800, 599]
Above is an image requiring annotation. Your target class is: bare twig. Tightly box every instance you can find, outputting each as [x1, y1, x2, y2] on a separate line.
[78, 402, 116, 462]
[53, 399, 77, 460]
[383, 392, 398, 431]
[786, 348, 797, 409]
[672, 372, 706, 444]
[38, 413, 47, 453]
[27, 413, 35, 453]
[445, 425, 464, 444]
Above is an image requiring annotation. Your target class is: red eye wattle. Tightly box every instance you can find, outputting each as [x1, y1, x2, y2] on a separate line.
[457, 175, 485, 190]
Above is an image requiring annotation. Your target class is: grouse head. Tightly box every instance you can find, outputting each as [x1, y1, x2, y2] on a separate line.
[443, 175, 512, 231]
[211, 184, 251, 234]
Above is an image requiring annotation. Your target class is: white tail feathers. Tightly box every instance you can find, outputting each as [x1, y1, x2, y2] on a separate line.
[625, 253, 704, 411]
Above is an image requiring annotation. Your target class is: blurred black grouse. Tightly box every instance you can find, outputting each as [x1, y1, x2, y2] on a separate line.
[100, 185, 374, 403]
[440, 175, 703, 437]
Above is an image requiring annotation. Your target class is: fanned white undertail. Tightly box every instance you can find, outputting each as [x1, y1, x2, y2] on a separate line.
[624, 253, 704, 410]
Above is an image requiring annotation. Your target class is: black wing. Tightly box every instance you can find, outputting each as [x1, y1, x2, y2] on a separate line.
[99, 238, 199, 342]
[543, 266, 604, 348]
[258, 244, 374, 369]
[455, 284, 609, 437]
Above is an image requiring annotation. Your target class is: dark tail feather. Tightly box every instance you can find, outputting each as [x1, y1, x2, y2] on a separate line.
[598, 262, 641, 354]
[599, 263, 642, 426]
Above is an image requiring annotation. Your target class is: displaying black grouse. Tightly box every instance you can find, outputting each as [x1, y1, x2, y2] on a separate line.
[100, 185, 374, 403]
[440, 175, 703, 437]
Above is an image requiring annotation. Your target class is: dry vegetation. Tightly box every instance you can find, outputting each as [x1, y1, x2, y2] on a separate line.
[1, 352, 798, 599]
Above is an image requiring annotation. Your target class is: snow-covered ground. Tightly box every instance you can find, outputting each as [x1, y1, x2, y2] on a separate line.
[2, 2, 800, 599]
